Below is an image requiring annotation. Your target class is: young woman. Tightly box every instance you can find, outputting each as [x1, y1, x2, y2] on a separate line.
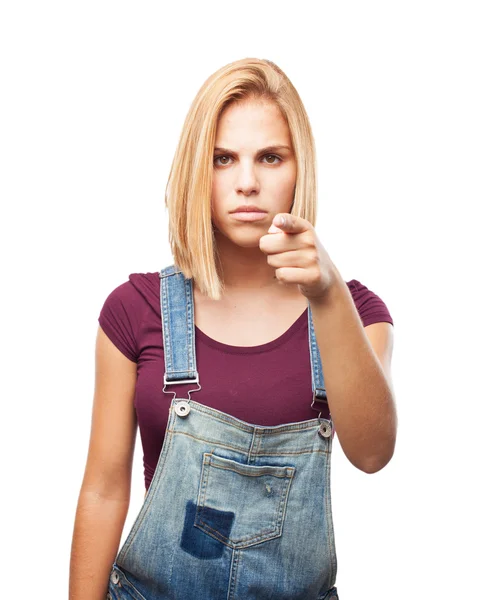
[69, 57, 397, 600]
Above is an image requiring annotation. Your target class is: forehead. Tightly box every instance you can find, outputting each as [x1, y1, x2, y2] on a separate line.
[216, 99, 291, 146]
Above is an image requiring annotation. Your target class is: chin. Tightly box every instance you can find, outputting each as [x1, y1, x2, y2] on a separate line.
[234, 238, 262, 249]
[215, 228, 264, 248]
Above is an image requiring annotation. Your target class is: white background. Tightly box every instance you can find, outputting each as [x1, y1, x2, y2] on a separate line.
[1, 1, 478, 598]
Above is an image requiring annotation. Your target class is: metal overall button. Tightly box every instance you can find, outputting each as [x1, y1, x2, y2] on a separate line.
[110, 570, 120, 585]
[318, 421, 332, 438]
[106, 594, 113, 600]
[174, 400, 190, 417]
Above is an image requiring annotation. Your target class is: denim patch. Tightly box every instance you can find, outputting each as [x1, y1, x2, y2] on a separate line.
[180, 499, 234, 559]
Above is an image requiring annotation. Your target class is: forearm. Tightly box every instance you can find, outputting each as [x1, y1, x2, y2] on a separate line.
[69, 490, 129, 600]
[309, 272, 397, 473]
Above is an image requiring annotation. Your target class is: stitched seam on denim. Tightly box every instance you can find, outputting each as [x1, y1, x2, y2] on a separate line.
[198, 452, 210, 510]
[256, 448, 329, 456]
[189, 402, 321, 433]
[207, 461, 294, 478]
[251, 428, 263, 464]
[272, 471, 286, 537]
[325, 451, 337, 589]
[227, 549, 241, 600]
[274, 469, 293, 537]
[160, 268, 172, 378]
[118, 569, 147, 600]
[247, 428, 256, 464]
[166, 430, 330, 456]
[117, 409, 176, 563]
[196, 519, 283, 547]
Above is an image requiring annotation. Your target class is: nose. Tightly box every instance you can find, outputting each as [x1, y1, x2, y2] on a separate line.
[235, 160, 260, 196]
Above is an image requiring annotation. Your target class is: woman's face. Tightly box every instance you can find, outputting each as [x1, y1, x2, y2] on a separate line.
[211, 98, 297, 248]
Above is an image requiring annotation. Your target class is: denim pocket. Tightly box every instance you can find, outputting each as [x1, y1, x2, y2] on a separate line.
[194, 452, 295, 549]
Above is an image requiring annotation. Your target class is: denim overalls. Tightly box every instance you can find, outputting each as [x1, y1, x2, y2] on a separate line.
[107, 264, 339, 600]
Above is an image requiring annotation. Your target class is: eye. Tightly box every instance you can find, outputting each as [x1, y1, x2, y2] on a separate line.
[213, 155, 232, 166]
[213, 154, 282, 166]
[263, 154, 281, 164]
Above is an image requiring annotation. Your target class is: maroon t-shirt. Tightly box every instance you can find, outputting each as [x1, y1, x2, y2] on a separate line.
[98, 272, 394, 491]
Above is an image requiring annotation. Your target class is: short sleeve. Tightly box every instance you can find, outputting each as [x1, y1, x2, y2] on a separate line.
[98, 280, 144, 362]
[350, 279, 394, 327]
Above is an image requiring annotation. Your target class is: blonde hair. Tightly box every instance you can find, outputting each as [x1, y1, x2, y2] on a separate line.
[165, 57, 318, 301]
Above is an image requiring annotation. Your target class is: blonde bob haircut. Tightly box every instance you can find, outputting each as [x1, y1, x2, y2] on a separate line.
[165, 57, 318, 301]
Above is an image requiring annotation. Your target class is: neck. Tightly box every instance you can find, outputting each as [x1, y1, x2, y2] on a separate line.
[214, 232, 281, 291]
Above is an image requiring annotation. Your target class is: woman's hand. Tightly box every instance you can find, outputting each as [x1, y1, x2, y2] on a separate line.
[259, 213, 341, 303]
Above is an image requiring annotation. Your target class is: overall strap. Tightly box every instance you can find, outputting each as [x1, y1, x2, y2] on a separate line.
[159, 265, 199, 394]
[307, 305, 330, 417]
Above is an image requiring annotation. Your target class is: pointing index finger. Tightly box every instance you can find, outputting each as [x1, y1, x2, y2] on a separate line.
[273, 213, 310, 233]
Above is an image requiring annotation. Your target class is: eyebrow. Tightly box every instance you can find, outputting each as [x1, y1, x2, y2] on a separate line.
[213, 145, 292, 156]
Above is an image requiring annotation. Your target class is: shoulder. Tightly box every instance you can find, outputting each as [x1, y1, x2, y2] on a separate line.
[101, 271, 161, 312]
[97, 272, 161, 362]
[128, 271, 161, 308]
[346, 279, 394, 327]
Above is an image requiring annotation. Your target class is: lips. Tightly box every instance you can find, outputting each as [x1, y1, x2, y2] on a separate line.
[231, 205, 267, 213]
[230, 211, 268, 222]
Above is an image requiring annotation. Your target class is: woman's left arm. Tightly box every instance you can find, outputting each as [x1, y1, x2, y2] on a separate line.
[309, 279, 397, 474]
[261, 213, 398, 474]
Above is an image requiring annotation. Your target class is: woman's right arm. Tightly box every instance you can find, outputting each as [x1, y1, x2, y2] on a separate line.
[69, 325, 138, 600]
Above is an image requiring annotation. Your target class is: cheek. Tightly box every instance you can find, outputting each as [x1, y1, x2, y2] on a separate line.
[210, 190, 223, 225]
[211, 176, 220, 200]
[269, 164, 296, 188]
[210, 191, 219, 220]
[271, 174, 296, 199]
[211, 179, 228, 213]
